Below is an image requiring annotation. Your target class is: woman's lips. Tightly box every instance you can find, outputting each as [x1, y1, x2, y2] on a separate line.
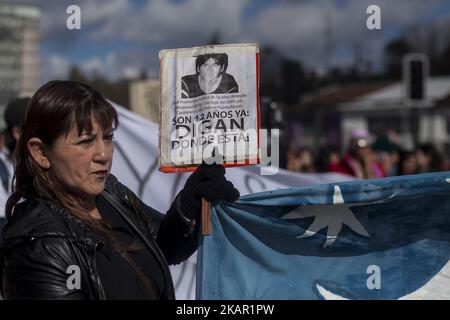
[93, 170, 107, 178]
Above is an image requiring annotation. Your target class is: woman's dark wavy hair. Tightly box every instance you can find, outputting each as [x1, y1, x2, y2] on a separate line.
[195, 53, 228, 74]
[5, 80, 158, 298]
[6, 80, 118, 219]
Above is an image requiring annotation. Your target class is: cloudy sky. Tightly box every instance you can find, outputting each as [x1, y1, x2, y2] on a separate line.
[10, 0, 450, 82]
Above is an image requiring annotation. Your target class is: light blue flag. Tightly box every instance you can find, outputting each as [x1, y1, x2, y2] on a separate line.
[196, 172, 450, 300]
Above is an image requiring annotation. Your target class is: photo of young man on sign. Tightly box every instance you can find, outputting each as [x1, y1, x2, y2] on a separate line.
[181, 53, 239, 98]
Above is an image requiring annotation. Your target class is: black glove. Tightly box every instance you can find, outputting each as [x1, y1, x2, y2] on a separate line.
[178, 163, 240, 218]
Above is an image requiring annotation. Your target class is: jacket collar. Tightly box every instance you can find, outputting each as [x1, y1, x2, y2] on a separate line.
[2, 196, 102, 248]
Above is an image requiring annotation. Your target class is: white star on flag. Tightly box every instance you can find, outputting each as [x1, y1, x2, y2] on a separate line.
[281, 185, 394, 248]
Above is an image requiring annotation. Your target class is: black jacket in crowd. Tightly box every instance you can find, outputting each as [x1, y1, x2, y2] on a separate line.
[0, 174, 200, 299]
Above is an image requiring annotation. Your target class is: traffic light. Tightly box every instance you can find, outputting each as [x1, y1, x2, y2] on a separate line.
[409, 59, 424, 100]
[403, 53, 429, 104]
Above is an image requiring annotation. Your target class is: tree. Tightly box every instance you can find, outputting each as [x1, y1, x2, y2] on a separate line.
[67, 65, 130, 109]
[259, 46, 305, 104]
[68, 66, 88, 83]
[384, 38, 412, 78]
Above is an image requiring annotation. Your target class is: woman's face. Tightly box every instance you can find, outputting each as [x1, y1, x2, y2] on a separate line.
[46, 118, 114, 202]
[199, 58, 222, 82]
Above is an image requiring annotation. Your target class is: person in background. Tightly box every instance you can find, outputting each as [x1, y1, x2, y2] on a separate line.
[317, 146, 341, 173]
[372, 131, 400, 176]
[397, 150, 418, 176]
[3, 97, 29, 158]
[376, 148, 400, 177]
[286, 147, 316, 173]
[298, 147, 316, 173]
[415, 144, 443, 173]
[0, 98, 30, 237]
[443, 143, 450, 171]
[0, 132, 7, 234]
[328, 129, 385, 179]
[286, 148, 301, 172]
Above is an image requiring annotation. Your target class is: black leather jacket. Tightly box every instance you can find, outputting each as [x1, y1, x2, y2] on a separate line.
[0, 174, 200, 299]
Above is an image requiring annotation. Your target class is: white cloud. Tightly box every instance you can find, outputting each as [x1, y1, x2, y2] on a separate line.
[42, 51, 149, 82]
[45, 55, 71, 79]
[122, 66, 140, 79]
[246, 0, 448, 71]
[81, 0, 129, 25]
[78, 52, 149, 81]
[11, 0, 133, 46]
[91, 0, 249, 45]
[80, 57, 103, 77]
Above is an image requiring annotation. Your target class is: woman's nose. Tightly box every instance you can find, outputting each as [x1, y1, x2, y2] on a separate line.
[93, 141, 108, 162]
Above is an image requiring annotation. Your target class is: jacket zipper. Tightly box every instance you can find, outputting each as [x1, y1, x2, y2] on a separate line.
[91, 241, 106, 300]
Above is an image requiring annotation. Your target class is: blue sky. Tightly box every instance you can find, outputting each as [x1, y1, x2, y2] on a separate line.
[10, 0, 450, 82]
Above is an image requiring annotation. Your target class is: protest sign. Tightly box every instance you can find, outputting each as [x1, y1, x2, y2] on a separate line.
[159, 43, 260, 173]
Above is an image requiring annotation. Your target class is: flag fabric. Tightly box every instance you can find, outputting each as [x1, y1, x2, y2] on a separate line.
[197, 172, 450, 300]
[110, 103, 351, 299]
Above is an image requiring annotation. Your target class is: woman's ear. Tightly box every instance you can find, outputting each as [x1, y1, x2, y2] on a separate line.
[27, 137, 50, 169]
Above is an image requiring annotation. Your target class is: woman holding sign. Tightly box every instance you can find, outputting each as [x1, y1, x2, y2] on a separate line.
[0, 80, 239, 300]
[181, 53, 239, 98]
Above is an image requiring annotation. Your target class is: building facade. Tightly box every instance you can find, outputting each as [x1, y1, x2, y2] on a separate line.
[129, 79, 159, 123]
[0, 3, 40, 129]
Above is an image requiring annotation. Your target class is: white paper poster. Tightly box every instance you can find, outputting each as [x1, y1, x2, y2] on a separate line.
[159, 43, 260, 173]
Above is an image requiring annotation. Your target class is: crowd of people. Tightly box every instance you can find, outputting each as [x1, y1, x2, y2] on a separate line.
[286, 128, 447, 179]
